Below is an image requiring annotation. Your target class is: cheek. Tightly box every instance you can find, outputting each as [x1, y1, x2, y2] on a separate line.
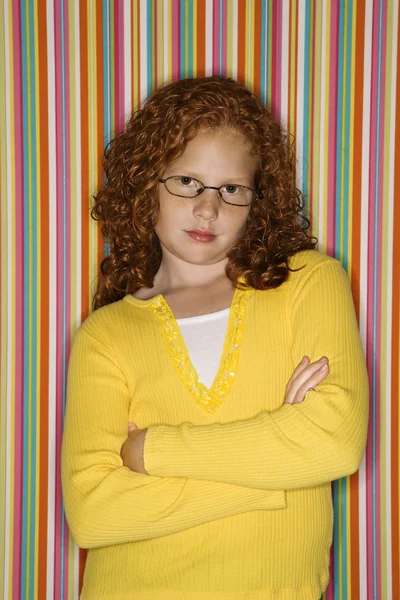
[225, 209, 251, 236]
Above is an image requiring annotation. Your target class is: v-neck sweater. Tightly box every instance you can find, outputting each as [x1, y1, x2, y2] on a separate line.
[61, 250, 369, 599]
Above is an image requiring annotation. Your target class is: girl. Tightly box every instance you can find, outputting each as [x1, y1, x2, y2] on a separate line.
[61, 76, 369, 599]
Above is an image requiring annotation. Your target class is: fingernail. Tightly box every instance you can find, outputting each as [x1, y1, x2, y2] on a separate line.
[302, 355, 309, 363]
[319, 363, 328, 371]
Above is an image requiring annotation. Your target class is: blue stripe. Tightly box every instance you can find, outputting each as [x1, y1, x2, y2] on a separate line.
[21, 0, 29, 593]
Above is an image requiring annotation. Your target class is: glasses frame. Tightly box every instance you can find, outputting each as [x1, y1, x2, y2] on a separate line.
[159, 176, 263, 207]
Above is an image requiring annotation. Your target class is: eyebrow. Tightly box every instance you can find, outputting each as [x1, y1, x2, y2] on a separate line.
[165, 170, 254, 184]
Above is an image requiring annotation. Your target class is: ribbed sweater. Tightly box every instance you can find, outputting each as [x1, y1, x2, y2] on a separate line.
[61, 250, 369, 599]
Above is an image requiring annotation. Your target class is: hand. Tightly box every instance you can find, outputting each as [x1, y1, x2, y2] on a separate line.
[121, 422, 148, 474]
[284, 356, 329, 405]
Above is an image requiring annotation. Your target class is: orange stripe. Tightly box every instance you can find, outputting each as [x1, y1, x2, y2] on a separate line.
[37, 2, 49, 598]
[253, 0, 262, 97]
[237, 0, 246, 83]
[197, 0, 206, 77]
[349, 3, 365, 595]
[391, 5, 400, 592]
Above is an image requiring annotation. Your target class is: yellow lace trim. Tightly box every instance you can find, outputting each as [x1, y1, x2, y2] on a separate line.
[150, 289, 252, 413]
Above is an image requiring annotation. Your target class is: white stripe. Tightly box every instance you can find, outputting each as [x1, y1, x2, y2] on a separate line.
[358, 1, 373, 597]
[163, 0, 168, 82]
[280, 0, 290, 127]
[318, 0, 328, 247]
[124, 0, 132, 121]
[140, 0, 147, 104]
[383, 1, 398, 596]
[46, 0, 57, 597]
[3, 0, 12, 595]
[295, 1, 305, 192]
[205, 0, 213, 76]
[232, 0, 238, 79]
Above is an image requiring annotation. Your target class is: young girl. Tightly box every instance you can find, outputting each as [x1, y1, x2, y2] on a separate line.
[61, 76, 369, 599]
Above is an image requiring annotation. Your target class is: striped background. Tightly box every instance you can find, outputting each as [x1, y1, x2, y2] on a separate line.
[0, 0, 399, 598]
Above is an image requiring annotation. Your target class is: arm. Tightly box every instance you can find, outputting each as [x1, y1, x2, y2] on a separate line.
[61, 325, 286, 550]
[143, 259, 369, 490]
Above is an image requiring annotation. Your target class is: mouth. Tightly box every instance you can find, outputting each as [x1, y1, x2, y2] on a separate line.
[185, 229, 217, 243]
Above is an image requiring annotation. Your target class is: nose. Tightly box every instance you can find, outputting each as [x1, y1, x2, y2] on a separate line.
[192, 188, 219, 222]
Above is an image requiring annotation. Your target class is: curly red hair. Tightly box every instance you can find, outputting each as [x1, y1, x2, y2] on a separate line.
[92, 76, 316, 310]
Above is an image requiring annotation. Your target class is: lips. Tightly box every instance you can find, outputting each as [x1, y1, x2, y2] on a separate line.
[185, 229, 216, 243]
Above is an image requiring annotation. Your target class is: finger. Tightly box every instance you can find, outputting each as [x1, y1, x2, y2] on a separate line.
[286, 356, 310, 393]
[292, 363, 330, 404]
[285, 358, 328, 404]
[128, 422, 140, 435]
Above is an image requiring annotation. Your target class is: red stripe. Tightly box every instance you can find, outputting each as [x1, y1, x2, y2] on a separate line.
[253, 0, 262, 98]
[197, 0, 206, 77]
[237, 0, 246, 83]
[349, 0, 366, 596]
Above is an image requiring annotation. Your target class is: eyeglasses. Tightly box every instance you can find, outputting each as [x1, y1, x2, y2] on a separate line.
[159, 176, 262, 207]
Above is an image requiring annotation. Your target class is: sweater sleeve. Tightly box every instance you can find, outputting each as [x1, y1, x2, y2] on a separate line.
[143, 259, 369, 490]
[61, 324, 286, 550]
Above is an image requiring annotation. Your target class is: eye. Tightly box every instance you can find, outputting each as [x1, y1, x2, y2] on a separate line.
[179, 176, 193, 185]
[222, 184, 241, 194]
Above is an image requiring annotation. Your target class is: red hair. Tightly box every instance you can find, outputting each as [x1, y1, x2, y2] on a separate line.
[92, 76, 316, 310]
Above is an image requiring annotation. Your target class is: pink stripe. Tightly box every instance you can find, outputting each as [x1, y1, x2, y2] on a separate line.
[326, 2, 339, 256]
[64, 0, 72, 593]
[271, 0, 282, 120]
[212, 0, 219, 74]
[171, 0, 179, 80]
[222, 0, 227, 75]
[114, 1, 120, 130]
[12, 2, 23, 597]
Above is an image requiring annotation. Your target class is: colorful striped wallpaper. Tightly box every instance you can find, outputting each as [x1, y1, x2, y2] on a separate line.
[0, 1, 399, 598]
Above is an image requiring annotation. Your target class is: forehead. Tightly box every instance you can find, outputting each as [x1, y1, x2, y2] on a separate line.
[167, 130, 259, 180]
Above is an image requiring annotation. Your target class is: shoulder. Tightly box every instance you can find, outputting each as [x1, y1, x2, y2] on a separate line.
[73, 297, 134, 346]
[284, 250, 352, 308]
[287, 249, 342, 274]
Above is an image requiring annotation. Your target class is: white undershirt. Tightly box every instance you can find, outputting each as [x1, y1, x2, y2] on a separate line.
[176, 308, 230, 388]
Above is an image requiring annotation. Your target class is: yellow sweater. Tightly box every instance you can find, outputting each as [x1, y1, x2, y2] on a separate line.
[61, 250, 369, 599]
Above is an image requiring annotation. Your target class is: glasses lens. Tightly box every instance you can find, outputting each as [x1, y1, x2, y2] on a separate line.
[165, 176, 203, 197]
[220, 184, 254, 206]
